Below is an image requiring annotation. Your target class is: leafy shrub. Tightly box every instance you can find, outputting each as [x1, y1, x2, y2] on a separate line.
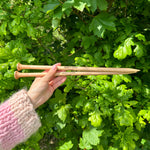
[0, 0, 150, 149]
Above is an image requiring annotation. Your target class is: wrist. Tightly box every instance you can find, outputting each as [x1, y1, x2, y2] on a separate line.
[27, 91, 37, 109]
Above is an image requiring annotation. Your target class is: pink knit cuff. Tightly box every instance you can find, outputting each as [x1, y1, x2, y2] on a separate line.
[0, 89, 41, 150]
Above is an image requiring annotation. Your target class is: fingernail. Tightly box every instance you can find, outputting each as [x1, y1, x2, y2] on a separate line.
[49, 81, 54, 85]
[52, 65, 57, 70]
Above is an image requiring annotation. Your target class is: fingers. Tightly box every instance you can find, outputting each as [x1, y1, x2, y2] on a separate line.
[49, 76, 67, 90]
[34, 70, 49, 81]
[42, 63, 61, 82]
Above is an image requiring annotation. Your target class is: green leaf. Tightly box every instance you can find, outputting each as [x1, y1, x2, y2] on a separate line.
[0, 63, 8, 71]
[34, 0, 42, 7]
[1, 21, 7, 35]
[52, 18, 60, 29]
[79, 138, 92, 149]
[11, 16, 20, 26]
[4, 70, 14, 78]
[89, 0, 107, 12]
[94, 50, 105, 66]
[120, 74, 132, 83]
[78, 115, 88, 128]
[88, 110, 102, 127]
[62, 0, 74, 12]
[53, 7, 63, 19]
[90, 0, 97, 12]
[89, 12, 116, 37]
[0, 48, 11, 59]
[134, 43, 144, 58]
[26, 23, 35, 37]
[97, 0, 108, 11]
[81, 36, 97, 49]
[83, 128, 103, 145]
[115, 109, 134, 126]
[135, 33, 146, 42]
[138, 110, 150, 126]
[119, 127, 139, 149]
[114, 38, 134, 59]
[124, 37, 134, 55]
[58, 141, 73, 150]
[43, 0, 60, 13]
[0, 10, 7, 20]
[108, 146, 118, 150]
[74, 1, 86, 12]
[50, 89, 66, 106]
[79, 128, 103, 149]
[56, 104, 71, 122]
[75, 96, 85, 108]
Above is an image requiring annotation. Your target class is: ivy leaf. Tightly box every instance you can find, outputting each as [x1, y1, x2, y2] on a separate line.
[58, 141, 73, 150]
[89, 12, 116, 37]
[114, 38, 134, 59]
[88, 110, 102, 127]
[79, 128, 103, 149]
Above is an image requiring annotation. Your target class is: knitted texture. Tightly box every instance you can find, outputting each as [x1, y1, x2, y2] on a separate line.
[0, 90, 41, 150]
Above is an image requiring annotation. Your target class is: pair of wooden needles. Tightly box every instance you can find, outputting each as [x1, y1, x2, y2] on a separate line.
[14, 63, 140, 79]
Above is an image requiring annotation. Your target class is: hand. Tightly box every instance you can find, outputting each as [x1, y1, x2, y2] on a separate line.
[27, 63, 67, 109]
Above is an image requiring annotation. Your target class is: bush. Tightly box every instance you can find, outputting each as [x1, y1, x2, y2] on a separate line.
[0, 0, 150, 149]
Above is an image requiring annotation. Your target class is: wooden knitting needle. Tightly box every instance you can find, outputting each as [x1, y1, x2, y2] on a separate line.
[14, 71, 138, 79]
[17, 63, 140, 73]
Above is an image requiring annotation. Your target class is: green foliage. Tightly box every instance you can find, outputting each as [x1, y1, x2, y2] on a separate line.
[79, 128, 103, 149]
[89, 12, 116, 38]
[58, 141, 73, 150]
[0, 0, 150, 149]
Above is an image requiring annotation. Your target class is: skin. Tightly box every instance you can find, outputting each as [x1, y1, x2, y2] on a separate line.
[27, 63, 67, 109]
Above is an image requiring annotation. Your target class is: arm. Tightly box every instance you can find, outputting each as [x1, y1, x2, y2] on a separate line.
[0, 90, 41, 150]
[0, 63, 66, 150]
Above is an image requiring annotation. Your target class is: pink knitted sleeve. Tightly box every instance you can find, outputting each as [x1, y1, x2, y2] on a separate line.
[0, 89, 41, 150]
